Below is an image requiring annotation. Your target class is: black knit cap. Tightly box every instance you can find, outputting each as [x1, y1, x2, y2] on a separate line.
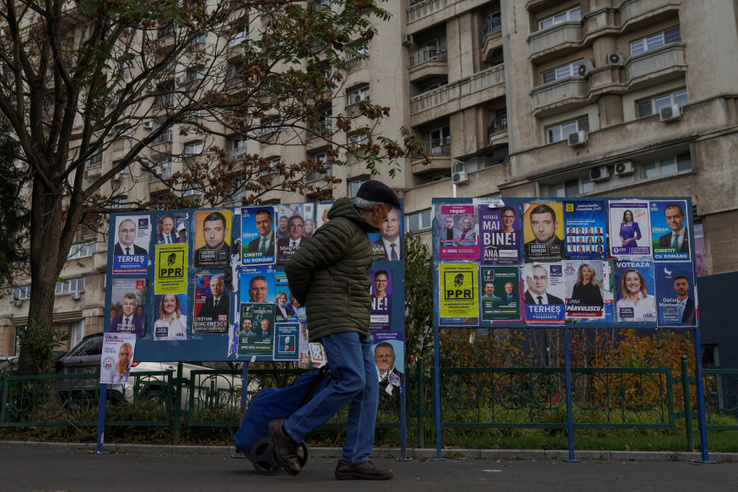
[355, 180, 401, 208]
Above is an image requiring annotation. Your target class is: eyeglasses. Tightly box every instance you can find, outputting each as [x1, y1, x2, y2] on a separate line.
[374, 279, 388, 284]
[502, 215, 515, 220]
[289, 224, 304, 229]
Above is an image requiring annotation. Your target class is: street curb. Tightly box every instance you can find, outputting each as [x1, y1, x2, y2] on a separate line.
[1, 441, 735, 462]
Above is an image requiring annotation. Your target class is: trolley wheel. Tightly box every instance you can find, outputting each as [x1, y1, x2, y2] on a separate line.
[297, 441, 309, 469]
[249, 437, 281, 475]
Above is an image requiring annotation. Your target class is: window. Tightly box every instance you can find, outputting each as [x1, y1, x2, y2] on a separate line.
[186, 67, 206, 82]
[347, 41, 369, 60]
[348, 132, 369, 145]
[549, 179, 582, 197]
[122, 57, 135, 69]
[348, 178, 370, 198]
[482, 11, 502, 38]
[55, 277, 85, 295]
[13, 286, 31, 300]
[429, 126, 451, 154]
[67, 241, 98, 259]
[183, 141, 203, 156]
[308, 152, 331, 181]
[642, 153, 691, 179]
[546, 116, 589, 143]
[630, 26, 681, 55]
[112, 195, 128, 209]
[347, 85, 370, 105]
[183, 185, 202, 197]
[229, 25, 249, 46]
[229, 138, 248, 160]
[541, 59, 584, 84]
[405, 209, 432, 232]
[265, 157, 280, 175]
[262, 118, 280, 135]
[636, 89, 688, 118]
[539, 6, 581, 30]
[150, 159, 172, 181]
[85, 151, 103, 168]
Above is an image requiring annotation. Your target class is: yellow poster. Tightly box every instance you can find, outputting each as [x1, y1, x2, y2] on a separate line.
[439, 263, 479, 323]
[154, 244, 188, 294]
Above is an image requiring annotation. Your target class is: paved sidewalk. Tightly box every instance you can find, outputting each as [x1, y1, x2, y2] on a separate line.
[2, 442, 738, 491]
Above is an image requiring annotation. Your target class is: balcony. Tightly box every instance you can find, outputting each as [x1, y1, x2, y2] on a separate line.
[487, 118, 508, 146]
[226, 148, 247, 161]
[150, 161, 173, 182]
[228, 31, 249, 47]
[528, 22, 583, 60]
[153, 128, 173, 145]
[481, 13, 503, 62]
[625, 44, 685, 85]
[407, 0, 445, 24]
[409, 46, 447, 68]
[530, 77, 589, 116]
[620, 0, 676, 27]
[411, 137, 451, 174]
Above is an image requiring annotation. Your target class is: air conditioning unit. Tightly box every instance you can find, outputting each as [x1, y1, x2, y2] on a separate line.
[577, 59, 595, 77]
[614, 161, 634, 176]
[359, 92, 370, 101]
[112, 172, 122, 181]
[175, 76, 184, 87]
[660, 104, 683, 123]
[144, 84, 155, 93]
[13, 299, 22, 307]
[589, 165, 611, 182]
[451, 160, 468, 185]
[606, 52, 625, 66]
[568, 130, 588, 147]
[71, 292, 82, 301]
[143, 121, 154, 129]
[401, 33, 414, 46]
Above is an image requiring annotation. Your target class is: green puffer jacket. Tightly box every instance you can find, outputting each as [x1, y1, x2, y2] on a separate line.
[284, 198, 379, 342]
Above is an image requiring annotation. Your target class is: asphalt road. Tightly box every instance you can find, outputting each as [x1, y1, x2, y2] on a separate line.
[2, 443, 738, 491]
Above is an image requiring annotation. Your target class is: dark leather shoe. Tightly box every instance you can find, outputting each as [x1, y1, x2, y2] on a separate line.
[334, 459, 394, 480]
[268, 419, 301, 475]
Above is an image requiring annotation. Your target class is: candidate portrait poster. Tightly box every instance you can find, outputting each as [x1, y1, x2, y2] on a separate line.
[655, 262, 697, 327]
[563, 201, 607, 259]
[155, 213, 188, 245]
[112, 215, 151, 273]
[438, 204, 480, 261]
[193, 273, 230, 334]
[316, 202, 333, 230]
[275, 268, 304, 322]
[153, 294, 188, 341]
[109, 278, 147, 337]
[609, 201, 651, 257]
[154, 243, 188, 294]
[523, 202, 565, 262]
[276, 203, 315, 265]
[372, 332, 404, 397]
[480, 205, 520, 265]
[194, 209, 232, 268]
[370, 268, 392, 331]
[241, 206, 276, 265]
[273, 322, 300, 361]
[479, 266, 521, 322]
[439, 263, 478, 325]
[99, 333, 137, 384]
[239, 264, 276, 304]
[562, 260, 612, 321]
[370, 206, 404, 262]
[650, 200, 691, 261]
[523, 262, 565, 325]
[613, 260, 657, 324]
[236, 303, 276, 357]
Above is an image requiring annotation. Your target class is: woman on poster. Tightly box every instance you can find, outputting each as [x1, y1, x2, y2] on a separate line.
[619, 210, 642, 253]
[275, 291, 291, 320]
[617, 269, 656, 321]
[570, 263, 603, 307]
[154, 294, 187, 340]
[454, 215, 478, 245]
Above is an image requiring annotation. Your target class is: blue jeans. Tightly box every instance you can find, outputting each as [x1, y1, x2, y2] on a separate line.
[284, 332, 379, 463]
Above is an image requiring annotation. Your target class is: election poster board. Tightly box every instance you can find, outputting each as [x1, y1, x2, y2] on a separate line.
[99, 333, 137, 384]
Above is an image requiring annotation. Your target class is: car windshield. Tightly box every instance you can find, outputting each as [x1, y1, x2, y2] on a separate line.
[67, 336, 103, 357]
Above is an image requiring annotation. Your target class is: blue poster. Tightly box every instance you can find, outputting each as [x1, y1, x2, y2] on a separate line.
[613, 260, 656, 324]
[563, 201, 607, 259]
[112, 215, 151, 273]
[523, 263, 566, 325]
[370, 268, 392, 331]
[609, 201, 652, 257]
[273, 322, 300, 361]
[370, 206, 404, 262]
[239, 264, 276, 304]
[479, 205, 520, 265]
[371, 332, 404, 395]
[649, 200, 690, 261]
[274, 268, 305, 322]
[654, 262, 697, 327]
[241, 206, 276, 265]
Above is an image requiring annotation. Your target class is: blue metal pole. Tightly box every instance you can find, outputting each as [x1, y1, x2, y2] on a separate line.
[434, 321, 443, 460]
[563, 326, 578, 463]
[241, 361, 249, 417]
[400, 377, 408, 461]
[95, 383, 108, 455]
[692, 327, 712, 463]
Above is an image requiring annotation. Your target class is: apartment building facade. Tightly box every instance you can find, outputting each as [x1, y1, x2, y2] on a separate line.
[2, 0, 737, 358]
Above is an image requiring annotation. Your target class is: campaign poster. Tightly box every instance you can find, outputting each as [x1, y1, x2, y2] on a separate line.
[563, 201, 607, 259]
[239, 264, 276, 304]
[613, 260, 657, 324]
[154, 243, 188, 294]
[608, 201, 651, 257]
[276, 203, 315, 265]
[194, 209, 232, 268]
[241, 206, 276, 265]
[655, 262, 697, 327]
[316, 202, 334, 230]
[650, 200, 691, 261]
[370, 268, 392, 331]
[273, 322, 300, 361]
[99, 333, 137, 384]
[237, 303, 276, 357]
[152, 294, 188, 341]
[307, 342, 328, 368]
[274, 268, 305, 322]
[155, 213, 189, 245]
[523, 203, 566, 262]
[562, 260, 612, 321]
[112, 215, 151, 273]
[439, 263, 478, 326]
[523, 263, 565, 325]
[109, 278, 147, 337]
[438, 204, 480, 261]
[370, 206, 404, 261]
[480, 266, 521, 322]
[193, 273, 230, 334]
[372, 332, 404, 397]
[479, 204, 520, 265]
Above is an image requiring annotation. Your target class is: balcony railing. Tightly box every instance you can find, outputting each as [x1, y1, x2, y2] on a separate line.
[530, 77, 589, 113]
[626, 44, 685, 82]
[226, 148, 248, 160]
[150, 162, 173, 182]
[307, 165, 332, 182]
[487, 119, 508, 140]
[528, 22, 583, 57]
[229, 31, 249, 47]
[307, 118, 334, 140]
[410, 65, 504, 115]
[420, 137, 451, 156]
[480, 14, 502, 42]
[153, 128, 173, 145]
[409, 46, 447, 68]
[408, 0, 445, 23]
